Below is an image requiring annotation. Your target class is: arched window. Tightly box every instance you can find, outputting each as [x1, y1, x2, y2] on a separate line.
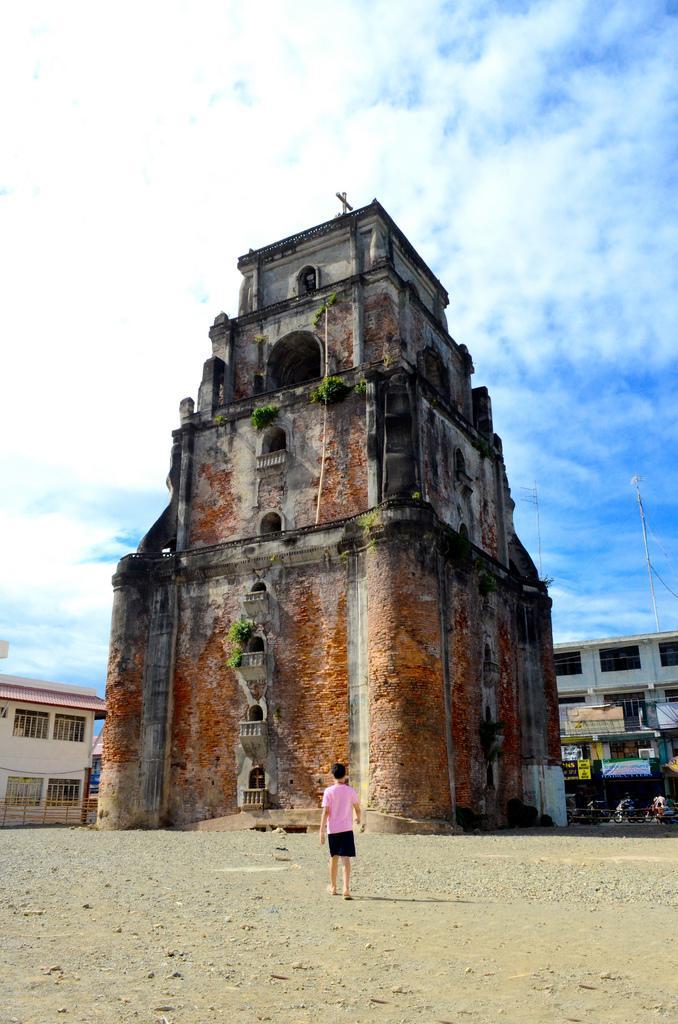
[459, 522, 469, 540]
[249, 765, 265, 789]
[260, 512, 282, 535]
[248, 704, 264, 722]
[250, 581, 267, 593]
[247, 635, 265, 654]
[267, 332, 322, 389]
[455, 448, 466, 478]
[298, 266, 317, 295]
[262, 426, 286, 454]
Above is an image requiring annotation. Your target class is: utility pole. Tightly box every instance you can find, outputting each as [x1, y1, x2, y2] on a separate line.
[631, 475, 660, 632]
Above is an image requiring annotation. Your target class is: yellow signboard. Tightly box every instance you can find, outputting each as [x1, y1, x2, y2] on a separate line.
[577, 759, 591, 780]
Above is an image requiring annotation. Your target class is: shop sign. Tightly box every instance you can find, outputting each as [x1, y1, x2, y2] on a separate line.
[601, 758, 652, 778]
[562, 745, 583, 760]
[562, 759, 591, 780]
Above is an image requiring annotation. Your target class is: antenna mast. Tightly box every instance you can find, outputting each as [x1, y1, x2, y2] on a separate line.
[520, 483, 542, 577]
[631, 475, 660, 632]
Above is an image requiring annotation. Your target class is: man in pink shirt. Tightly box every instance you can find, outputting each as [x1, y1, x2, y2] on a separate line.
[319, 763, 362, 899]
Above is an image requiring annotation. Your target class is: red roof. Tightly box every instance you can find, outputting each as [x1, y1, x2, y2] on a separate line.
[0, 680, 106, 714]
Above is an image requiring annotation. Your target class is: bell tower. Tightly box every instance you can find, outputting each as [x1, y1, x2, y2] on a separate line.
[98, 200, 566, 831]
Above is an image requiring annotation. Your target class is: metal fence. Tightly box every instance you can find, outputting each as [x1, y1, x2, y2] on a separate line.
[0, 797, 98, 827]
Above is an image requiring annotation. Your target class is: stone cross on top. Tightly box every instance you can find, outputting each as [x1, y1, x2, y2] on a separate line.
[335, 191, 353, 215]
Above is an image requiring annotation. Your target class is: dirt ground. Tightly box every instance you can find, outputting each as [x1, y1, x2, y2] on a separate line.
[2, 824, 678, 1024]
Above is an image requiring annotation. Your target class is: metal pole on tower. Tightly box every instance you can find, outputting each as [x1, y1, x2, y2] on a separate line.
[631, 475, 660, 632]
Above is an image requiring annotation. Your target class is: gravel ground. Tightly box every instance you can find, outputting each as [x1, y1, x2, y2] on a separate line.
[2, 825, 678, 1024]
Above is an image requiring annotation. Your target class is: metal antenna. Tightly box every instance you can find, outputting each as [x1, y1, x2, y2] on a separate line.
[520, 483, 542, 577]
[631, 475, 660, 631]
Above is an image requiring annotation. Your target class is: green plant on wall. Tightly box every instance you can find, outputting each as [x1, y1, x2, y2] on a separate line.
[354, 378, 367, 396]
[251, 405, 279, 430]
[472, 437, 493, 460]
[226, 619, 254, 668]
[358, 510, 378, 531]
[478, 570, 497, 596]
[309, 376, 352, 405]
[214, 414, 226, 426]
[253, 334, 267, 345]
[312, 291, 337, 328]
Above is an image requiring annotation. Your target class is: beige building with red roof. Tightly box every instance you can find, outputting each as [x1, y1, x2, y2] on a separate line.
[0, 675, 106, 806]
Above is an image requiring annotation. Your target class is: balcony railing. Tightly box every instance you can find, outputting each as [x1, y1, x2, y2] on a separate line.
[256, 451, 287, 472]
[238, 651, 267, 682]
[243, 590, 268, 608]
[242, 788, 268, 810]
[239, 720, 267, 739]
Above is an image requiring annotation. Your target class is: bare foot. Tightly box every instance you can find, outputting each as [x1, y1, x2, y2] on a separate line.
[343, 892, 353, 900]
[327, 885, 337, 896]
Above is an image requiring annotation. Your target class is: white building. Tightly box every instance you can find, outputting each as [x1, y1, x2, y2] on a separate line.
[0, 675, 106, 806]
[554, 630, 678, 804]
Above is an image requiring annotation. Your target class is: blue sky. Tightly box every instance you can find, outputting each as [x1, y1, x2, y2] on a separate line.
[1, 0, 677, 694]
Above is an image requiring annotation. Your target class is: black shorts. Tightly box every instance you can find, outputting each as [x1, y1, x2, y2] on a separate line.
[328, 830, 356, 858]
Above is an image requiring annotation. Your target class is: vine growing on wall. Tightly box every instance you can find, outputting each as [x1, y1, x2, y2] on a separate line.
[226, 620, 254, 668]
[309, 376, 352, 405]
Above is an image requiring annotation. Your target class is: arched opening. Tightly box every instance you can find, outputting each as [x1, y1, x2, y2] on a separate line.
[249, 765, 265, 789]
[421, 347, 445, 392]
[298, 266, 317, 295]
[267, 332, 322, 389]
[250, 581, 267, 593]
[262, 426, 286, 454]
[246, 635, 265, 654]
[260, 512, 282, 535]
[248, 704, 264, 722]
[459, 522, 469, 540]
[486, 762, 495, 789]
[485, 704, 492, 722]
[455, 448, 466, 477]
[484, 644, 492, 666]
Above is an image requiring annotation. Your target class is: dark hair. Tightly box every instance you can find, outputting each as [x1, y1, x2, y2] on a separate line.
[331, 763, 346, 779]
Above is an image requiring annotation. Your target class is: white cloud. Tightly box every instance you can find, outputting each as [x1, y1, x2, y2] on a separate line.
[1, 0, 677, 685]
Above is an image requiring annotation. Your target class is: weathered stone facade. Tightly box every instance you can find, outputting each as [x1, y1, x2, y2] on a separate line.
[98, 200, 566, 830]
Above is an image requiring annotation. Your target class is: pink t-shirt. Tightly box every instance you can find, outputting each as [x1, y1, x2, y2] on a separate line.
[322, 782, 358, 834]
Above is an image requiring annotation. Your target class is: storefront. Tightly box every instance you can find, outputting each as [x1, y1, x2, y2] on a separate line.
[595, 757, 664, 808]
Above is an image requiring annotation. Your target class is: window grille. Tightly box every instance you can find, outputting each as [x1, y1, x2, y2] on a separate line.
[6, 776, 42, 805]
[555, 651, 582, 676]
[53, 713, 86, 742]
[46, 778, 81, 803]
[13, 708, 49, 739]
[599, 645, 641, 672]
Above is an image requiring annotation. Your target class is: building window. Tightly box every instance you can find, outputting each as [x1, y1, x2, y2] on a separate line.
[664, 688, 678, 703]
[609, 740, 652, 759]
[13, 708, 49, 739]
[47, 778, 81, 804]
[558, 695, 583, 705]
[260, 512, 282, 534]
[555, 651, 582, 676]
[53, 714, 86, 743]
[604, 691, 646, 729]
[298, 266, 317, 295]
[599, 645, 641, 672]
[6, 776, 42, 805]
[659, 641, 678, 667]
